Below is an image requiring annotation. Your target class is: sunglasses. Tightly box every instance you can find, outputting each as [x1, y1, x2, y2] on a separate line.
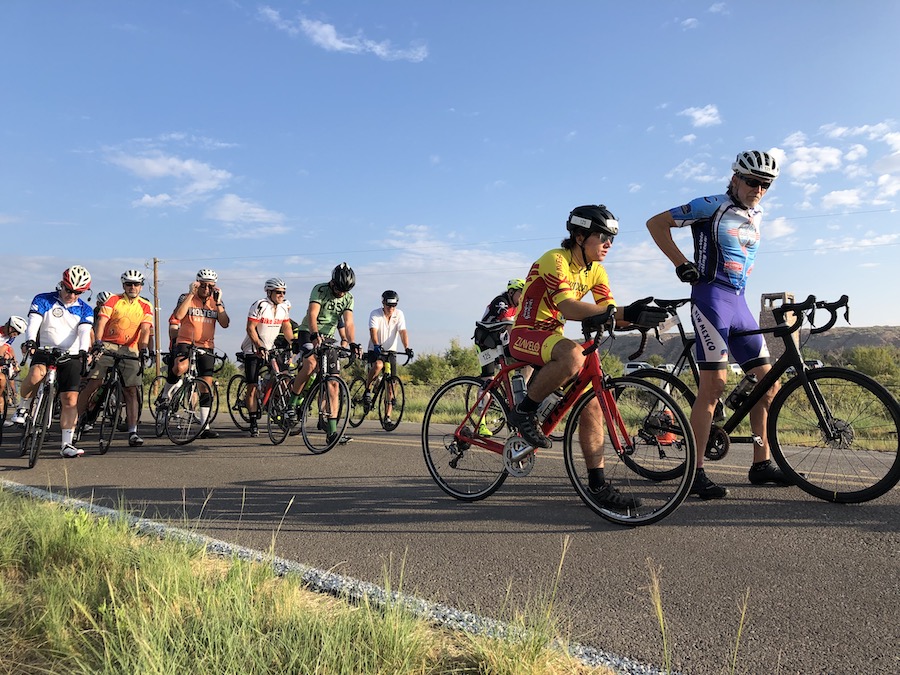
[595, 232, 615, 245]
[272, 290, 286, 295]
[63, 287, 84, 295]
[740, 175, 772, 190]
[123, 281, 142, 287]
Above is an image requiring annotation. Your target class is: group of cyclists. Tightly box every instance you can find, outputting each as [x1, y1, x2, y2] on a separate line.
[5, 148, 792, 506]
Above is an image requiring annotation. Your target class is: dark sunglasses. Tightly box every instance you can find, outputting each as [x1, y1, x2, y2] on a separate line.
[740, 175, 772, 190]
[271, 290, 285, 295]
[596, 232, 615, 245]
[123, 281, 143, 287]
[63, 287, 84, 295]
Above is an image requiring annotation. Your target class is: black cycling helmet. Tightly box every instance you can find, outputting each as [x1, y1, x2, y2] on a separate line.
[382, 290, 399, 306]
[566, 204, 620, 237]
[331, 262, 356, 293]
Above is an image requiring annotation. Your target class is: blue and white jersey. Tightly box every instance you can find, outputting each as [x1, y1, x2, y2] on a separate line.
[27, 291, 94, 354]
[668, 194, 762, 292]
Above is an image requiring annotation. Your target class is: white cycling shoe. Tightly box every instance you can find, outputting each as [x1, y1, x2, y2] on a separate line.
[61, 444, 85, 458]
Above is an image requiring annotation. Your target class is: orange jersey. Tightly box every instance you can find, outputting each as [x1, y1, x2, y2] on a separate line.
[99, 294, 153, 349]
[175, 294, 220, 348]
[514, 248, 615, 333]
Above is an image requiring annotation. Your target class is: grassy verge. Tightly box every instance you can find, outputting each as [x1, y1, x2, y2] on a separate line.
[0, 489, 612, 675]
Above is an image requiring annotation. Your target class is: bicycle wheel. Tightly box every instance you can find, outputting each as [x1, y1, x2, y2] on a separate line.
[378, 375, 405, 431]
[563, 376, 695, 526]
[463, 381, 508, 437]
[28, 387, 53, 469]
[768, 367, 900, 503]
[165, 379, 214, 445]
[266, 373, 296, 445]
[422, 376, 508, 501]
[347, 376, 368, 428]
[147, 375, 167, 419]
[98, 383, 124, 454]
[208, 379, 221, 425]
[300, 376, 350, 454]
[226, 374, 251, 431]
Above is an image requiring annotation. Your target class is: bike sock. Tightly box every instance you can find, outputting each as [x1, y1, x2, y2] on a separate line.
[128, 426, 138, 434]
[61, 428, 75, 447]
[588, 468, 605, 490]
[198, 407, 210, 427]
[516, 396, 540, 414]
[289, 394, 301, 407]
[165, 371, 179, 385]
[17, 396, 32, 410]
[328, 418, 337, 435]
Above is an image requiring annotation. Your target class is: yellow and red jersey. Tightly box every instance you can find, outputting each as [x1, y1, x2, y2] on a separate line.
[99, 294, 153, 349]
[514, 248, 615, 334]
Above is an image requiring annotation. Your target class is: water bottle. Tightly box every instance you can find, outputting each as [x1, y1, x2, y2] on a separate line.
[537, 389, 563, 423]
[510, 373, 527, 407]
[724, 373, 758, 410]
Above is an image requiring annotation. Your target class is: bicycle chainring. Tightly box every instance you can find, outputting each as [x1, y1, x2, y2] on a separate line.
[705, 425, 730, 461]
[503, 436, 535, 477]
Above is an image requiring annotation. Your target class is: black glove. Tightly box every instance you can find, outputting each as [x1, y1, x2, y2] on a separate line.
[584, 312, 613, 331]
[405, 347, 414, 360]
[21, 339, 35, 354]
[291, 338, 301, 355]
[676, 262, 700, 284]
[623, 299, 668, 329]
[274, 334, 289, 349]
[92, 340, 104, 353]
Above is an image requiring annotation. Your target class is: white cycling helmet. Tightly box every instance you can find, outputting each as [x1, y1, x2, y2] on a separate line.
[732, 150, 780, 181]
[196, 268, 218, 283]
[121, 269, 145, 284]
[6, 316, 27, 334]
[96, 291, 114, 305]
[264, 277, 286, 292]
[62, 265, 92, 292]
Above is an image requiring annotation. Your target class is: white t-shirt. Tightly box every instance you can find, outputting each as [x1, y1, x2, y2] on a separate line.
[240, 298, 290, 353]
[367, 307, 406, 352]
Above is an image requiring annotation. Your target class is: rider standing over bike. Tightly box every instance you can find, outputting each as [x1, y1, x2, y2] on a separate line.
[0, 316, 26, 427]
[287, 263, 362, 445]
[165, 268, 230, 439]
[646, 150, 792, 499]
[78, 269, 153, 448]
[508, 205, 668, 509]
[363, 290, 414, 425]
[241, 277, 294, 437]
[13, 266, 94, 457]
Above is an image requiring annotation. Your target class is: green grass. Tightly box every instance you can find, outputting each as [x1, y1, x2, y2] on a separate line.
[0, 489, 611, 675]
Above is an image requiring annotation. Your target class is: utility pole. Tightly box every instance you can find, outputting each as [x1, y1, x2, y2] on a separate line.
[153, 258, 162, 374]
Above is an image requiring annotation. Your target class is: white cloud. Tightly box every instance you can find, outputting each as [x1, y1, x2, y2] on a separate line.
[678, 134, 697, 144]
[681, 18, 699, 29]
[628, 183, 642, 193]
[783, 131, 807, 148]
[876, 173, 900, 197]
[708, 3, 728, 13]
[206, 194, 287, 238]
[767, 216, 795, 239]
[822, 189, 862, 209]
[785, 146, 842, 180]
[845, 143, 868, 162]
[678, 104, 721, 128]
[665, 157, 720, 183]
[258, 7, 428, 62]
[108, 150, 232, 206]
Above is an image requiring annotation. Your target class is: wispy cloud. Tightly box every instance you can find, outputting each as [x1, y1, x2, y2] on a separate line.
[767, 216, 795, 239]
[678, 104, 721, 127]
[822, 189, 862, 209]
[258, 7, 428, 62]
[665, 157, 720, 183]
[681, 18, 699, 29]
[206, 194, 288, 238]
[107, 150, 232, 207]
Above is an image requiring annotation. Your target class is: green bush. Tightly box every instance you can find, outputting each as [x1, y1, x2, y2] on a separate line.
[408, 339, 480, 385]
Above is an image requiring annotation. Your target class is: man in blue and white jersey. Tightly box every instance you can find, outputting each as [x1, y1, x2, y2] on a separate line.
[647, 151, 792, 499]
[13, 265, 94, 457]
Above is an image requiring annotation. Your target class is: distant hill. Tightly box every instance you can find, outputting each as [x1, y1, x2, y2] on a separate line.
[603, 325, 900, 365]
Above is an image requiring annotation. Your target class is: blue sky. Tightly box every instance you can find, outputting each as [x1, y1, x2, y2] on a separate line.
[2, 1, 899, 355]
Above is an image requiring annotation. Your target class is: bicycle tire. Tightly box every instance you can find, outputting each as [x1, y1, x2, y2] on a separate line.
[0, 385, 8, 445]
[226, 374, 251, 431]
[98, 382, 124, 454]
[28, 386, 53, 469]
[165, 378, 214, 445]
[421, 376, 509, 501]
[347, 376, 368, 428]
[378, 375, 405, 431]
[147, 375, 167, 419]
[563, 376, 696, 526]
[300, 376, 350, 454]
[768, 367, 900, 503]
[266, 373, 296, 445]
[463, 380, 508, 437]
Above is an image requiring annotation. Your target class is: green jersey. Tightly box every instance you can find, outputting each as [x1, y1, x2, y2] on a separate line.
[300, 282, 353, 337]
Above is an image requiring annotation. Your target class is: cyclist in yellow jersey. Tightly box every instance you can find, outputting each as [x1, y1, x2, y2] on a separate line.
[508, 204, 668, 509]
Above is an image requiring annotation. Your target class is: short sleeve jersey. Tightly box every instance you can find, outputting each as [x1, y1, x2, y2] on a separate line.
[99, 294, 153, 349]
[367, 308, 407, 352]
[481, 291, 517, 323]
[175, 294, 220, 349]
[299, 283, 353, 338]
[514, 248, 614, 333]
[668, 193, 762, 292]
[0, 330, 14, 362]
[28, 291, 94, 353]
[241, 298, 290, 353]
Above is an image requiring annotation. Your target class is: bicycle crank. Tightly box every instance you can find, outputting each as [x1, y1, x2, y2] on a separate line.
[503, 436, 535, 477]
[705, 425, 730, 460]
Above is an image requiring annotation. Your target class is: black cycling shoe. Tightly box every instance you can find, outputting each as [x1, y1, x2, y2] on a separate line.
[690, 468, 729, 500]
[199, 428, 219, 439]
[748, 459, 793, 486]
[508, 406, 552, 449]
[588, 482, 642, 510]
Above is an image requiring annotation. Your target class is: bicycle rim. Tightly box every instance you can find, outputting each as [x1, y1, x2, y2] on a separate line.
[421, 376, 508, 501]
[378, 376, 405, 431]
[29, 389, 52, 468]
[266, 374, 294, 445]
[769, 368, 900, 503]
[300, 377, 350, 454]
[227, 374, 251, 431]
[147, 375, 167, 419]
[98, 384, 122, 454]
[564, 377, 695, 526]
[347, 376, 367, 428]
[166, 379, 211, 445]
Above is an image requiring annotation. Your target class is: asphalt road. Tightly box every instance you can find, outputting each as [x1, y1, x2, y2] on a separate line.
[2, 417, 898, 675]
